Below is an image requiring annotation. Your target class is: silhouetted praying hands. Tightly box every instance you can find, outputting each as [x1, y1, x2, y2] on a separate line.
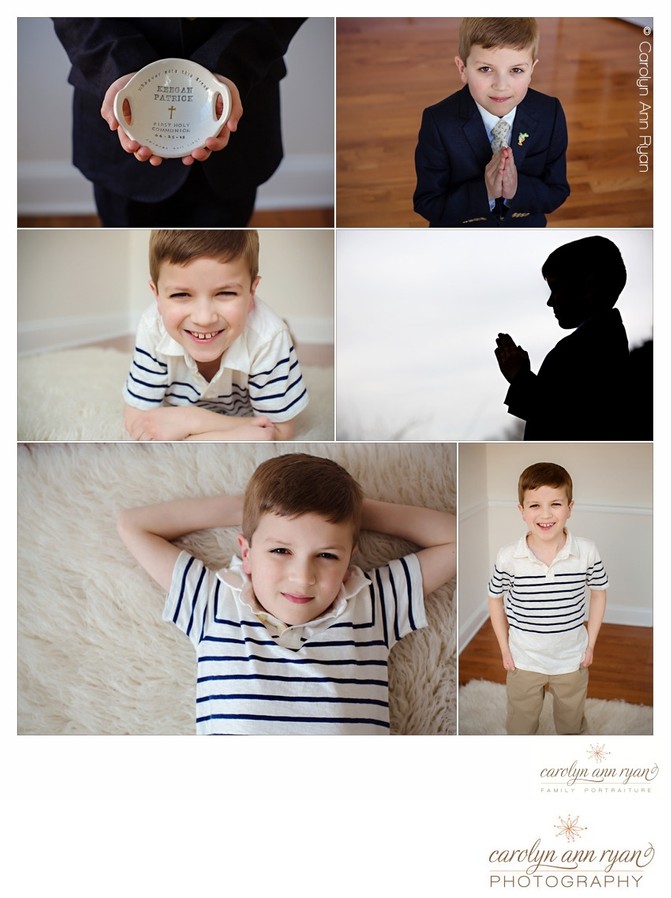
[495, 332, 530, 383]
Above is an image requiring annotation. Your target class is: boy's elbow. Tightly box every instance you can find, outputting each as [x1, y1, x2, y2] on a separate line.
[116, 507, 133, 544]
[274, 419, 295, 441]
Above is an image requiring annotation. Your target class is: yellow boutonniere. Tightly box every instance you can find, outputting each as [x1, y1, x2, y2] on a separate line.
[518, 132, 529, 147]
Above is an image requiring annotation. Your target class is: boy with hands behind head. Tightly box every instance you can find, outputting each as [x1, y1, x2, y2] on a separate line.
[117, 452, 456, 735]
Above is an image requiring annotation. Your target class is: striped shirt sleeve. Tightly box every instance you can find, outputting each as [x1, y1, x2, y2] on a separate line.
[488, 551, 511, 598]
[123, 312, 169, 409]
[248, 331, 309, 422]
[163, 551, 216, 648]
[368, 554, 427, 649]
[586, 544, 609, 590]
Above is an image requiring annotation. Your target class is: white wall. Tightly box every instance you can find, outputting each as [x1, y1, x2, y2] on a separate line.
[457, 443, 490, 649]
[459, 442, 653, 649]
[17, 17, 334, 214]
[18, 229, 334, 354]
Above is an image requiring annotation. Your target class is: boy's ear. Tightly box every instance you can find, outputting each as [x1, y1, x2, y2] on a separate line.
[250, 275, 261, 299]
[237, 533, 252, 574]
[454, 56, 468, 83]
[149, 280, 159, 301]
[530, 58, 539, 77]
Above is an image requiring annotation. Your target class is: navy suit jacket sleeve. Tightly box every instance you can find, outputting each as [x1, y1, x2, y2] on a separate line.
[413, 87, 569, 227]
[413, 101, 492, 226]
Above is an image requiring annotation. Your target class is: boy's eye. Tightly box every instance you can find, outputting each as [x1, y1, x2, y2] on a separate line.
[511, 68, 525, 74]
[478, 66, 492, 73]
[270, 547, 291, 555]
[169, 292, 190, 299]
[319, 552, 339, 560]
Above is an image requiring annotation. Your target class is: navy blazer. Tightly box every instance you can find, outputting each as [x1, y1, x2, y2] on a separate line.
[53, 18, 304, 203]
[413, 86, 569, 227]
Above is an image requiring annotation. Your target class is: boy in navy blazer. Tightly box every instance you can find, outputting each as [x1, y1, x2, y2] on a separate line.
[414, 18, 569, 228]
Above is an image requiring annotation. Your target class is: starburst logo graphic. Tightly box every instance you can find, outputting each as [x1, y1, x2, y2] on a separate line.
[587, 743, 610, 763]
[554, 815, 587, 843]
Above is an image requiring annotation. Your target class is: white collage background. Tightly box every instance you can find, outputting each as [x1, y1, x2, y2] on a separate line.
[9, 8, 669, 896]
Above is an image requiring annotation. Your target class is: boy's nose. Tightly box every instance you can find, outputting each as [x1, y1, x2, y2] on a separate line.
[291, 558, 316, 586]
[190, 299, 218, 324]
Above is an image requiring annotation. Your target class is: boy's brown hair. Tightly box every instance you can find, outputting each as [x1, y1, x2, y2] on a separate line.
[518, 462, 573, 505]
[459, 18, 539, 63]
[149, 230, 260, 285]
[243, 453, 364, 544]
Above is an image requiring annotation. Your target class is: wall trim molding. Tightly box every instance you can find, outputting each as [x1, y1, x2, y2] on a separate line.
[18, 153, 334, 216]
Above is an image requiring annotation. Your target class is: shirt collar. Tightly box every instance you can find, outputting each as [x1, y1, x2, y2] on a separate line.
[475, 102, 517, 143]
[154, 309, 253, 374]
[514, 529, 577, 562]
[217, 556, 371, 649]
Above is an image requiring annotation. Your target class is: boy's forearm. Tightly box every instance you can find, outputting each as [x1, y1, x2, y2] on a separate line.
[117, 495, 244, 590]
[361, 498, 455, 549]
[361, 499, 456, 596]
[488, 598, 511, 654]
[586, 590, 607, 648]
[125, 404, 254, 441]
[119, 495, 244, 542]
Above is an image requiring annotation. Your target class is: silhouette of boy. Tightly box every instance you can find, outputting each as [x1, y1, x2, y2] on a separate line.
[495, 236, 633, 440]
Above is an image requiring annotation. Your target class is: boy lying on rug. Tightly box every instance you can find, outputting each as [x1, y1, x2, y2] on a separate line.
[117, 452, 456, 734]
[123, 230, 308, 440]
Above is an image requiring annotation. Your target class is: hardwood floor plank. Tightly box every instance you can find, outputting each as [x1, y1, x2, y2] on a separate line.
[18, 209, 334, 229]
[459, 620, 653, 706]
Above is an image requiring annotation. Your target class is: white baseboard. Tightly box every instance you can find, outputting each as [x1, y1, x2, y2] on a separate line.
[18, 315, 133, 356]
[18, 153, 333, 216]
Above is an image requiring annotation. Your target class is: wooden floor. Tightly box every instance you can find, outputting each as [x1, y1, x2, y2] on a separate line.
[459, 620, 653, 706]
[17, 208, 334, 229]
[337, 17, 653, 227]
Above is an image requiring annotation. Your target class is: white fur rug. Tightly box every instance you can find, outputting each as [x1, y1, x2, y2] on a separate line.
[459, 680, 653, 735]
[18, 442, 456, 735]
[17, 348, 333, 440]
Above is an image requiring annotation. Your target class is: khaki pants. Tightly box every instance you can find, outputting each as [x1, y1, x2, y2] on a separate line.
[506, 667, 589, 735]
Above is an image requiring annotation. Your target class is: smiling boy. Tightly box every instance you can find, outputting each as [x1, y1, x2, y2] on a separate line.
[123, 230, 308, 441]
[414, 18, 569, 227]
[487, 463, 608, 735]
[117, 452, 457, 734]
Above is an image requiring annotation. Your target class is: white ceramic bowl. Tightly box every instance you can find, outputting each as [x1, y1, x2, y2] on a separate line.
[113, 57, 232, 158]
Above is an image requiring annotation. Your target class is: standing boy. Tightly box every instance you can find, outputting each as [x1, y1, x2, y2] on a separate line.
[414, 18, 569, 227]
[488, 462, 607, 735]
[117, 452, 457, 734]
[123, 230, 308, 441]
